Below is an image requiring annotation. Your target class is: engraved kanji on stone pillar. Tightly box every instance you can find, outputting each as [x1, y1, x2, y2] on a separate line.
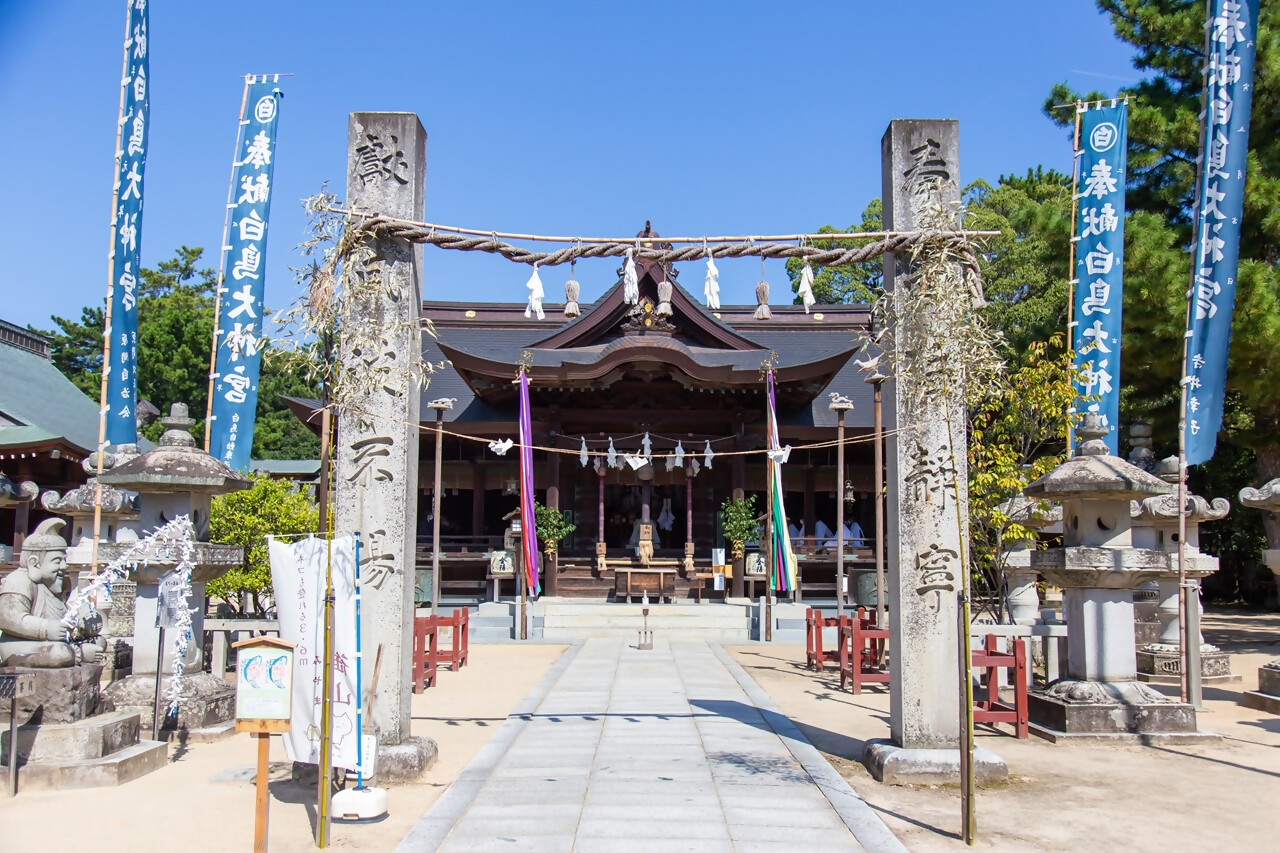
[881, 120, 968, 753]
[335, 113, 426, 748]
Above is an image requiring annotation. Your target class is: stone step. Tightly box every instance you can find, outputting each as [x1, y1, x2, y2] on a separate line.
[2, 709, 140, 765]
[541, 625, 750, 641]
[4, 738, 167, 790]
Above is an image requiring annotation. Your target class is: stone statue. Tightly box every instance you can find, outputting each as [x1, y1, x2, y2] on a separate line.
[0, 518, 102, 667]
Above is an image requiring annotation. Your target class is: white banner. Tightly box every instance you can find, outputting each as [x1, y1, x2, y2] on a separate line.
[267, 535, 359, 771]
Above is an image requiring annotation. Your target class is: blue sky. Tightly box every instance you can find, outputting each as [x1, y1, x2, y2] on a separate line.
[0, 1, 1140, 332]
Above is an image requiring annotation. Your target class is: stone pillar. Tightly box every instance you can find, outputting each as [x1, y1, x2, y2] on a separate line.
[1240, 479, 1280, 712]
[335, 113, 434, 777]
[865, 120, 1004, 784]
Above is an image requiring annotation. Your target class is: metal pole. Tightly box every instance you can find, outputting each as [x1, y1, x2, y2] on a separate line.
[431, 409, 444, 612]
[835, 410, 846, 617]
[151, 627, 165, 742]
[316, 535, 335, 848]
[317, 334, 333, 537]
[874, 380, 886, 628]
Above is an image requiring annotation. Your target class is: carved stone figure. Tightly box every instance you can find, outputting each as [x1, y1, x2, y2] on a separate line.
[0, 518, 103, 667]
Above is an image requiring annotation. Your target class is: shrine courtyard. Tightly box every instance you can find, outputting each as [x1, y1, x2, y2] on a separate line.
[0, 609, 1275, 852]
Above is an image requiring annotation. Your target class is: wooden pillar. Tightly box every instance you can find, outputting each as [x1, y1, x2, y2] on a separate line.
[471, 462, 485, 538]
[685, 470, 694, 548]
[597, 466, 606, 545]
[732, 416, 746, 599]
[545, 438, 560, 597]
[803, 465, 816, 543]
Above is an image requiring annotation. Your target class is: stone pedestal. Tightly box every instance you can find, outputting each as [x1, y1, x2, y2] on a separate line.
[334, 112, 435, 780]
[861, 118, 1005, 785]
[1243, 660, 1280, 714]
[0, 665, 102, 726]
[1239, 482, 1280, 710]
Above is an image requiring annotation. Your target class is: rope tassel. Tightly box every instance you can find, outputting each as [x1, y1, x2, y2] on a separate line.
[754, 279, 772, 321]
[524, 264, 545, 320]
[798, 261, 816, 313]
[564, 277, 581, 319]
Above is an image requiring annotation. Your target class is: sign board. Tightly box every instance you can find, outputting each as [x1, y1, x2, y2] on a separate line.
[489, 550, 514, 576]
[233, 635, 295, 733]
[155, 569, 188, 630]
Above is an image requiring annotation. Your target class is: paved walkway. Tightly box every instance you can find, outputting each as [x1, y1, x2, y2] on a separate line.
[397, 639, 903, 853]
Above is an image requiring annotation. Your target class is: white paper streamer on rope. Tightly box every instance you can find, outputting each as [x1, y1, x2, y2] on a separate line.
[524, 264, 546, 320]
[607, 438, 618, 469]
[593, 456, 603, 473]
[767, 445, 793, 464]
[798, 262, 816, 313]
[63, 515, 197, 713]
[704, 252, 721, 310]
[623, 248, 640, 305]
[664, 452, 675, 473]
[673, 441, 685, 468]
[488, 438, 514, 456]
[641, 432, 652, 461]
[690, 457, 701, 476]
[579, 437, 589, 467]
[624, 453, 648, 471]
[704, 440, 714, 469]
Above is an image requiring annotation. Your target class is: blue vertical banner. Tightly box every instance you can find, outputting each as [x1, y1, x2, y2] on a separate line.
[1184, 0, 1260, 465]
[1071, 102, 1128, 455]
[104, 0, 149, 446]
[208, 77, 284, 471]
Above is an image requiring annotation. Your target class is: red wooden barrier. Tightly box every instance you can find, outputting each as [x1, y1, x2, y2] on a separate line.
[971, 633, 1028, 739]
[432, 608, 470, 671]
[411, 615, 439, 693]
[805, 607, 842, 671]
[841, 607, 890, 694]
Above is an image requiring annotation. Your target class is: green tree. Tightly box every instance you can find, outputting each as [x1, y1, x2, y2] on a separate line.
[40, 246, 319, 459]
[784, 201, 883, 305]
[208, 474, 318, 615]
[1046, 1, 1280, 582]
[968, 335, 1081, 612]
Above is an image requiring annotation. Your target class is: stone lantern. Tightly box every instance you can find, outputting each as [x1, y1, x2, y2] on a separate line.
[1239, 478, 1280, 713]
[95, 404, 248, 734]
[41, 449, 142, 679]
[1130, 456, 1234, 684]
[1022, 414, 1197, 738]
[999, 494, 1061, 626]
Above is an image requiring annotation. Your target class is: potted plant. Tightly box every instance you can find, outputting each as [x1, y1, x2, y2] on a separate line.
[720, 495, 759, 561]
[533, 501, 577, 559]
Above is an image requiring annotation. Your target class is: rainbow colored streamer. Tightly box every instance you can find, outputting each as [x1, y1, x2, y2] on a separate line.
[766, 371, 797, 592]
[518, 371, 541, 594]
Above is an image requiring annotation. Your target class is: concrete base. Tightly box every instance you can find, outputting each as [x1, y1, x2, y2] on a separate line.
[1241, 690, 1280, 715]
[160, 719, 237, 743]
[2, 738, 167, 790]
[0, 664, 102, 725]
[861, 739, 1008, 786]
[2, 709, 140, 764]
[1137, 644, 1237, 684]
[374, 735, 437, 784]
[1030, 680, 1197, 737]
[1029, 724, 1220, 745]
[102, 672, 234, 732]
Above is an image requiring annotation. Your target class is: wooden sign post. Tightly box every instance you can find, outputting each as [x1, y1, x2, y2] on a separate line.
[233, 636, 296, 853]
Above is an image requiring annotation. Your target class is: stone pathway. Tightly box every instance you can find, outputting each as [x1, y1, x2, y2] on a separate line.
[397, 639, 903, 853]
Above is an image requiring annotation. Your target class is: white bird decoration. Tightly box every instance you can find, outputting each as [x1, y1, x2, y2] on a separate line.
[524, 264, 545, 320]
[704, 440, 714, 469]
[488, 438, 514, 456]
[704, 253, 721, 310]
[798, 262, 816, 313]
[579, 437, 589, 468]
[623, 248, 639, 305]
[607, 438, 617, 469]
[854, 354, 882, 372]
[828, 392, 854, 408]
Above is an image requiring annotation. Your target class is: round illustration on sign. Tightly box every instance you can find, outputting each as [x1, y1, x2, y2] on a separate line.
[267, 655, 289, 689]
[242, 653, 265, 688]
[1090, 121, 1118, 153]
[254, 94, 277, 123]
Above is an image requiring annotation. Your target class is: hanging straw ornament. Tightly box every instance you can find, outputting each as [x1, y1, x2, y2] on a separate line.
[673, 441, 685, 468]
[607, 437, 618, 469]
[703, 243, 721, 310]
[704, 440, 714, 469]
[754, 257, 771, 320]
[798, 260, 817, 314]
[656, 276, 673, 318]
[524, 263, 546, 320]
[579, 436, 589, 467]
[623, 246, 640, 305]
[564, 258, 581, 319]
